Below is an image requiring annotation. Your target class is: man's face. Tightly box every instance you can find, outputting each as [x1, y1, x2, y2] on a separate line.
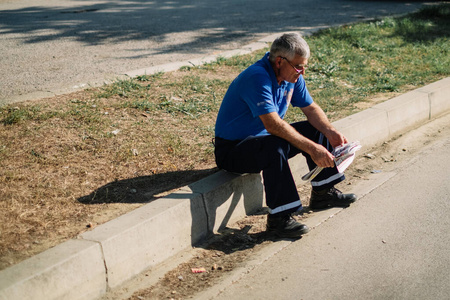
[278, 56, 308, 84]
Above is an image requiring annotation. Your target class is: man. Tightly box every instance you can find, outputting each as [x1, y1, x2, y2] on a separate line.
[214, 33, 356, 238]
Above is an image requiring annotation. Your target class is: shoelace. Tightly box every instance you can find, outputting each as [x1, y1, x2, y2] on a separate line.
[329, 187, 342, 196]
[283, 214, 296, 225]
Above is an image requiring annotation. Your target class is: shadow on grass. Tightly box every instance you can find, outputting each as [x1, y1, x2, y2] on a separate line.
[393, 3, 449, 42]
[78, 168, 219, 204]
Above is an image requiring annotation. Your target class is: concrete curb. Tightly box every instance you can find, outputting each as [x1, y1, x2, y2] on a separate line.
[0, 62, 449, 300]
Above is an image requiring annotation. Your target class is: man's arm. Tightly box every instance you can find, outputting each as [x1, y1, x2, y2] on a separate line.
[301, 102, 348, 147]
[259, 112, 335, 168]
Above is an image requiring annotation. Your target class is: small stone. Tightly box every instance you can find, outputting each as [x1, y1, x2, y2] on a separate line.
[170, 96, 184, 102]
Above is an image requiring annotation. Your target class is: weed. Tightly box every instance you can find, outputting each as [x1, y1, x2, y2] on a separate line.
[95, 78, 147, 98]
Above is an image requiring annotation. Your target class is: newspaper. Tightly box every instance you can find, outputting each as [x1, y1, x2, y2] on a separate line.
[301, 141, 362, 182]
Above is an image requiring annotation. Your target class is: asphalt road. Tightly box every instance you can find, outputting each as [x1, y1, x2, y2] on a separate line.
[199, 113, 450, 300]
[0, 0, 438, 106]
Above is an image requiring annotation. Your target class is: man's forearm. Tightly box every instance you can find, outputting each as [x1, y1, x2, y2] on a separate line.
[302, 103, 347, 147]
[302, 103, 334, 136]
[259, 112, 335, 168]
[261, 112, 316, 153]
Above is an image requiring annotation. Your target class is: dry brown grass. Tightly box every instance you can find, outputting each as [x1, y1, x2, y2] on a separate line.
[0, 67, 233, 269]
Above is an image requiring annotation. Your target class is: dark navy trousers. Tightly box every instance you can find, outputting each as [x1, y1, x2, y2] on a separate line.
[214, 121, 345, 216]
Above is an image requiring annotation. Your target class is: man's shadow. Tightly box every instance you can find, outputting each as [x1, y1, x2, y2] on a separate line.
[203, 219, 304, 256]
[78, 168, 219, 204]
[184, 171, 304, 254]
[77, 168, 301, 255]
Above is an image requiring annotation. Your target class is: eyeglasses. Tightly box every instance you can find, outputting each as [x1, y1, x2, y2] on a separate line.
[281, 57, 308, 73]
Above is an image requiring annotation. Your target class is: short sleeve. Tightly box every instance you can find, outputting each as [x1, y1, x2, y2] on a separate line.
[241, 71, 277, 117]
[290, 76, 313, 108]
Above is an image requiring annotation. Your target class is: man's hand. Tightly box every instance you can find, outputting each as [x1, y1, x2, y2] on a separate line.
[310, 144, 335, 168]
[260, 112, 338, 168]
[325, 129, 348, 148]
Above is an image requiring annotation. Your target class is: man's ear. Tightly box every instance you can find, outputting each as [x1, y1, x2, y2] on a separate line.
[276, 56, 282, 68]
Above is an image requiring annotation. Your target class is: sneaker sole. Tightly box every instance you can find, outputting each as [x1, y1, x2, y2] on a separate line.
[266, 227, 310, 238]
[309, 198, 357, 210]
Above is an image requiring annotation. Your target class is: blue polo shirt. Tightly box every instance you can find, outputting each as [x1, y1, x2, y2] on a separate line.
[215, 52, 313, 141]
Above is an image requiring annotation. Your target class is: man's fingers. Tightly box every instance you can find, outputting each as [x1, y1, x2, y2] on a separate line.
[314, 153, 335, 168]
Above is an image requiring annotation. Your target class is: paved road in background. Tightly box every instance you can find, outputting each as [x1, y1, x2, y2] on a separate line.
[0, 0, 437, 106]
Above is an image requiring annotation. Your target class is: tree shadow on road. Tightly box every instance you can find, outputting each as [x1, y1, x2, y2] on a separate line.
[1, 0, 439, 51]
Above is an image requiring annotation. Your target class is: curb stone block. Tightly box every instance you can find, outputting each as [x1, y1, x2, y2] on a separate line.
[0, 240, 105, 300]
[288, 155, 310, 185]
[418, 77, 450, 119]
[373, 90, 430, 138]
[80, 193, 207, 289]
[333, 107, 390, 150]
[186, 170, 264, 233]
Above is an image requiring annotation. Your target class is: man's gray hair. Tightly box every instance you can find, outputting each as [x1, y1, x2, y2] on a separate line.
[269, 33, 310, 62]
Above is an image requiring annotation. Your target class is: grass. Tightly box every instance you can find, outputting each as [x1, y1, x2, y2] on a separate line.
[0, 3, 449, 270]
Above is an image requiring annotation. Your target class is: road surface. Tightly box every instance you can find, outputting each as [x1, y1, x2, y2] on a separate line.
[0, 0, 438, 105]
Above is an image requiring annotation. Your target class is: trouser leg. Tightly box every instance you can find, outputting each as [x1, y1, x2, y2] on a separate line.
[260, 137, 302, 215]
[214, 121, 345, 215]
[289, 121, 345, 191]
[215, 135, 302, 216]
